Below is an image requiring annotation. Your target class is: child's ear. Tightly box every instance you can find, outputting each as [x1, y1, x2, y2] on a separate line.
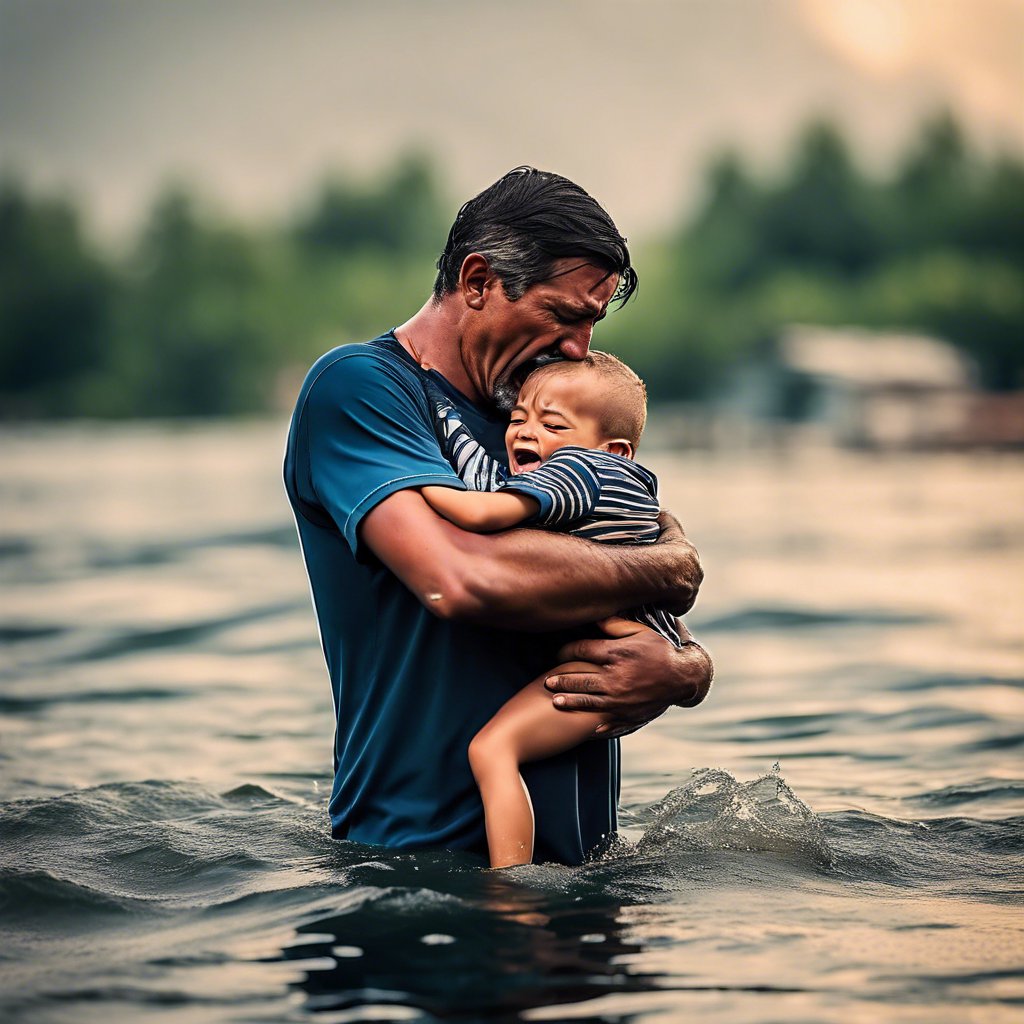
[602, 439, 634, 460]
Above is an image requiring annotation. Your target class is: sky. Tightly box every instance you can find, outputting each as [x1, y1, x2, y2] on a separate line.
[1, 0, 1021, 239]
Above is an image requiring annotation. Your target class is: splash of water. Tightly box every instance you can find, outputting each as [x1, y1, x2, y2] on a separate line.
[632, 767, 835, 867]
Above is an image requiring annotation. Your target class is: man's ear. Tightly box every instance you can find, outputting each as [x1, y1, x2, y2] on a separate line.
[458, 253, 493, 310]
[602, 439, 634, 460]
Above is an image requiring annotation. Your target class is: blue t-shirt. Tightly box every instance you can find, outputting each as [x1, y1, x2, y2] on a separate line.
[283, 332, 619, 864]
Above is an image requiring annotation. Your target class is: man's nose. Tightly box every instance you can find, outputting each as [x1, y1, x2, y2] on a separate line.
[558, 322, 593, 361]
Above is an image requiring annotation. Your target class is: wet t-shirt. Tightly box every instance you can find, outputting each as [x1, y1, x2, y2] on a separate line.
[283, 332, 618, 864]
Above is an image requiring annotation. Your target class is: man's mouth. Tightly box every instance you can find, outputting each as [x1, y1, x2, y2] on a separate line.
[495, 352, 567, 411]
[511, 447, 542, 473]
[513, 352, 565, 390]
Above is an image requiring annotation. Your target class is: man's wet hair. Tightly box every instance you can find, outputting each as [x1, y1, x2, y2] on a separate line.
[528, 350, 648, 449]
[433, 166, 638, 306]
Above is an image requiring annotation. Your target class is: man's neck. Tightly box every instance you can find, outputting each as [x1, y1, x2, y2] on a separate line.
[393, 299, 481, 404]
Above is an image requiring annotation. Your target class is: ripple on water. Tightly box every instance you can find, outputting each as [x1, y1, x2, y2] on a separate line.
[692, 605, 942, 634]
[0, 780, 338, 925]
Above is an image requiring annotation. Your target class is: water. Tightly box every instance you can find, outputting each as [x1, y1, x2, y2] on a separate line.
[1, 422, 1022, 1023]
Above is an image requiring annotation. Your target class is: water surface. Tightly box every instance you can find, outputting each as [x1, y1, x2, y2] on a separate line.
[2, 423, 1022, 1022]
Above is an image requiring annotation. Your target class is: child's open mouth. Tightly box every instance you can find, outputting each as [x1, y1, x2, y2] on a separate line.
[512, 448, 542, 472]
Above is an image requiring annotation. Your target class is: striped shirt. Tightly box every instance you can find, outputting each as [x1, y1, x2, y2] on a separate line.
[426, 381, 682, 647]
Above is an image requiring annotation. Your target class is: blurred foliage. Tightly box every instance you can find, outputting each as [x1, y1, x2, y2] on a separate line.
[600, 112, 1024, 400]
[0, 118, 1021, 418]
[0, 176, 113, 416]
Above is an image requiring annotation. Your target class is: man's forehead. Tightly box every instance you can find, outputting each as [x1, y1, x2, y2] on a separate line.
[543, 259, 618, 296]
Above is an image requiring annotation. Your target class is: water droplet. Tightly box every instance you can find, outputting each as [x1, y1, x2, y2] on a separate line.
[421, 933, 456, 945]
[581, 933, 606, 943]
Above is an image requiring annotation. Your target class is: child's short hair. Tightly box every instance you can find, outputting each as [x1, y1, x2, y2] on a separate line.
[529, 350, 648, 448]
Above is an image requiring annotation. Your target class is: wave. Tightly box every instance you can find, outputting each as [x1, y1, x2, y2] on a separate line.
[915, 779, 1024, 807]
[39, 599, 307, 664]
[0, 623, 65, 644]
[886, 672, 1024, 693]
[629, 767, 834, 868]
[2, 769, 1021, 948]
[692, 605, 940, 633]
[1, 524, 296, 575]
[0, 869, 159, 919]
[590, 769, 1024, 907]
[0, 688, 191, 712]
[0, 780, 325, 921]
[81, 524, 299, 571]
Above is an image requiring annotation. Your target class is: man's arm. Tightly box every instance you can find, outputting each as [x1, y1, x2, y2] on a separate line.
[360, 489, 702, 631]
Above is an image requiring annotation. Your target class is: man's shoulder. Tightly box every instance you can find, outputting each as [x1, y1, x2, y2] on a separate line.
[291, 336, 432, 429]
[302, 335, 420, 397]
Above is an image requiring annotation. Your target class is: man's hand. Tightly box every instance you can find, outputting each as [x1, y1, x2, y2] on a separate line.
[654, 511, 702, 617]
[544, 616, 714, 738]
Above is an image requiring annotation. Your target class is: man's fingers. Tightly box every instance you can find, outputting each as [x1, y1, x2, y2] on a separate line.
[550, 691, 611, 712]
[554, 637, 615, 665]
[546, 671, 605, 696]
[595, 722, 645, 738]
[594, 703, 671, 736]
[556, 617, 655, 664]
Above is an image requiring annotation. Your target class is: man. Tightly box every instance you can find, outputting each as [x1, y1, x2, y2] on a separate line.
[283, 167, 713, 865]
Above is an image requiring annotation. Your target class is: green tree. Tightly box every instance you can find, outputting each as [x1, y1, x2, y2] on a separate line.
[686, 150, 766, 290]
[758, 119, 881, 278]
[892, 110, 974, 252]
[109, 185, 279, 416]
[0, 176, 112, 416]
[294, 152, 447, 257]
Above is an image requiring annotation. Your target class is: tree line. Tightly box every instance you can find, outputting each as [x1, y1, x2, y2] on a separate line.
[1, 114, 1021, 418]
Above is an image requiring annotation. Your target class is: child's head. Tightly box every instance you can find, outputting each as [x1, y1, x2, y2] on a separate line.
[505, 351, 648, 474]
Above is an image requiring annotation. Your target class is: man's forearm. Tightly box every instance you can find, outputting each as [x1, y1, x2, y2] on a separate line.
[361, 489, 702, 631]
[454, 521, 702, 631]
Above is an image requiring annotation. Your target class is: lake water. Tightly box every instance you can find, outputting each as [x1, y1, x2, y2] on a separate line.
[1, 422, 1022, 1023]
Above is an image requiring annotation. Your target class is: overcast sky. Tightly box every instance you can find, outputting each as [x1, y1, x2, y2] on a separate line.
[1, 0, 1021, 239]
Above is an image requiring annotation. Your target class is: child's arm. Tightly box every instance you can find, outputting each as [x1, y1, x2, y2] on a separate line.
[422, 486, 538, 533]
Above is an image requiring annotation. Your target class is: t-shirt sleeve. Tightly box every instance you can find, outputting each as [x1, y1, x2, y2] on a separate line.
[302, 351, 466, 559]
[498, 448, 601, 529]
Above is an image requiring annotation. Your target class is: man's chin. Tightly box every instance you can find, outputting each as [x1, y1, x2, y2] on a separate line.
[492, 379, 519, 413]
[492, 353, 567, 411]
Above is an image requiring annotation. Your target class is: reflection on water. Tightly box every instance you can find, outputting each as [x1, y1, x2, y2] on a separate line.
[1, 423, 1022, 1023]
[284, 865, 651, 1020]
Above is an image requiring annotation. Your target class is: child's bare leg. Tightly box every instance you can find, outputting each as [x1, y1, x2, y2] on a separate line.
[468, 666, 613, 868]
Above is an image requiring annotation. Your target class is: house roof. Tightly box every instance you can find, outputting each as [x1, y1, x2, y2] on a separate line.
[780, 325, 974, 390]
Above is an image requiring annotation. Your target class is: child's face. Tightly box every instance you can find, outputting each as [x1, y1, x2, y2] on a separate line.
[504, 367, 611, 474]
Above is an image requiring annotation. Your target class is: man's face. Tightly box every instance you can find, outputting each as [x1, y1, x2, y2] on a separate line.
[465, 259, 619, 411]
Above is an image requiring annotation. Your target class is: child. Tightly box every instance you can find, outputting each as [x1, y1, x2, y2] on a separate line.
[420, 351, 683, 868]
